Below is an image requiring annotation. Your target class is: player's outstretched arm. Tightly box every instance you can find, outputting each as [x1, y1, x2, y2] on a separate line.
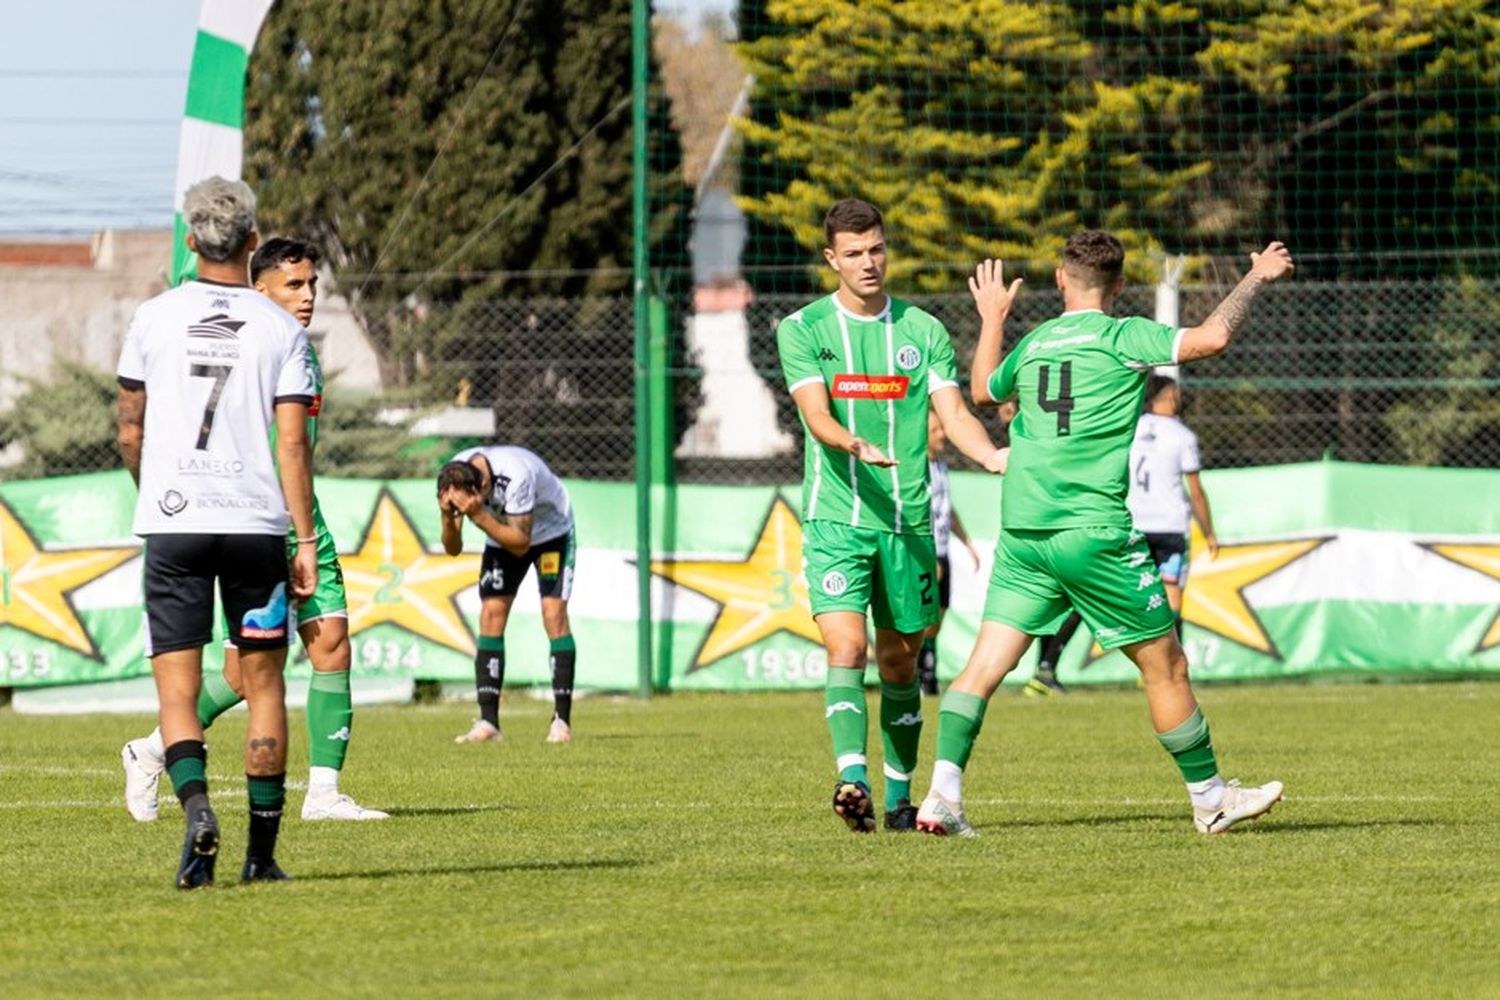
[116, 385, 145, 485]
[931, 385, 1008, 474]
[967, 258, 1022, 406]
[790, 382, 897, 467]
[1178, 242, 1294, 363]
[274, 400, 318, 600]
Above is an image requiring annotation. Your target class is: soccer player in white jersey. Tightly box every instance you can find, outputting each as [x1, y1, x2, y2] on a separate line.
[437, 446, 578, 744]
[115, 177, 317, 887]
[122, 238, 387, 825]
[1128, 374, 1218, 631]
[918, 409, 980, 695]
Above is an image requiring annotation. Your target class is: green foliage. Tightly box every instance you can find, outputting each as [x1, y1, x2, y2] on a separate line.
[314, 390, 448, 479]
[738, 0, 1500, 286]
[0, 363, 120, 481]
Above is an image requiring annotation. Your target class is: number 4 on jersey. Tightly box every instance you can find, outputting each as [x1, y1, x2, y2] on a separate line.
[1038, 361, 1075, 435]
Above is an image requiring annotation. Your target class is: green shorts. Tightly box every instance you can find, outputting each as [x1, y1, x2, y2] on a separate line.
[802, 519, 939, 634]
[288, 515, 347, 625]
[983, 525, 1176, 650]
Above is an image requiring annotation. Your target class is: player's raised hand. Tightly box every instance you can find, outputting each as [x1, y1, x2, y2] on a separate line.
[448, 487, 482, 518]
[1249, 241, 1294, 283]
[968, 258, 1023, 325]
[848, 437, 897, 468]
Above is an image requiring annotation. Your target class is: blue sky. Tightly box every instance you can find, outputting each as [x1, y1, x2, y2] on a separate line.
[0, 0, 732, 235]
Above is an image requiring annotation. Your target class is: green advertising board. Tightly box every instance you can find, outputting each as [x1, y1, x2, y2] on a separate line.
[2, 462, 1498, 692]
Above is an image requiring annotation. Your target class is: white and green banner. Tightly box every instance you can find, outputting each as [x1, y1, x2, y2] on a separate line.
[170, 0, 274, 284]
[2, 463, 1498, 692]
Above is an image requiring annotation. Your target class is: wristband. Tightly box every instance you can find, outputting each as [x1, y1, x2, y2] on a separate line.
[296, 535, 318, 545]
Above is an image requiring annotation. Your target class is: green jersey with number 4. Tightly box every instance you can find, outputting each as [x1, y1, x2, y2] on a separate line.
[990, 309, 1181, 530]
[778, 295, 959, 535]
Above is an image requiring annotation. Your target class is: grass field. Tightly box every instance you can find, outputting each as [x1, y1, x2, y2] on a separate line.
[2, 682, 1498, 998]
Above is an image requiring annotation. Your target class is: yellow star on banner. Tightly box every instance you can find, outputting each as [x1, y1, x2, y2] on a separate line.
[652, 495, 821, 670]
[0, 499, 136, 658]
[1425, 544, 1500, 652]
[341, 490, 481, 655]
[1180, 528, 1329, 658]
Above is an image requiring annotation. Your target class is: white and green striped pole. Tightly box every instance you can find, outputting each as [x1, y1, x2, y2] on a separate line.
[170, 0, 274, 285]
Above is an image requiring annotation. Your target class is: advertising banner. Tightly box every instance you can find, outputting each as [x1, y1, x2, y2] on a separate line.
[3, 463, 1499, 691]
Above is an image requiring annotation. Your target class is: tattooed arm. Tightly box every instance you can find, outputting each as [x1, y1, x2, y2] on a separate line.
[116, 385, 146, 485]
[1177, 242, 1295, 363]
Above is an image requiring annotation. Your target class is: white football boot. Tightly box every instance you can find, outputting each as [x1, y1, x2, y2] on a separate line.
[545, 717, 573, 744]
[915, 791, 978, 838]
[301, 790, 390, 821]
[1194, 778, 1284, 834]
[454, 719, 502, 743]
[121, 737, 165, 822]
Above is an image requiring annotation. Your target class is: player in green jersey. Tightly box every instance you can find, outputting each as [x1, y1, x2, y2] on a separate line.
[777, 199, 1008, 833]
[916, 231, 1294, 838]
[123, 238, 387, 824]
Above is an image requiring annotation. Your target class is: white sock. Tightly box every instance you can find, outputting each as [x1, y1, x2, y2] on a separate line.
[931, 760, 964, 802]
[1187, 775, 1225, 810]
[144, 728, 165, 759]
[308, 766, 340, 796]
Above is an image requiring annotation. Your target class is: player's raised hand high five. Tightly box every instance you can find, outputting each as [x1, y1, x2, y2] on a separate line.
[968, 258, 1024, 327]
[1249, 241, 1294, 283]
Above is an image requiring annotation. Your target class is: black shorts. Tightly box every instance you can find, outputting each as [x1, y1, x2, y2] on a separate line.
[478, 529, 576, 600]
[143, 534, 290, 656]
[936, 553, 952, 611]
[1144, 532, 1190, 584]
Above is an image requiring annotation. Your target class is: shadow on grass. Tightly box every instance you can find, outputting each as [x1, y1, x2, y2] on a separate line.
[1241, 817, 1443, 834]
[977, 811, 1183, 830]
[293, 857, 646, 883]
[974, 815, 1444, 834]
[578, 732, 699, 742]
[383, 804, 517, 818]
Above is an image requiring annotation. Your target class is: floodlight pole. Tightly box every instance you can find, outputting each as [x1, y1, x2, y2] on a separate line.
[631, 0, 654, 699]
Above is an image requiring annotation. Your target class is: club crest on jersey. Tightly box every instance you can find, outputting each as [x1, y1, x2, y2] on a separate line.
[821, 571, 849, 596]
[830, 374, 910, 400]
[895, 345, 921, 370]
[307, 393, 323, 417]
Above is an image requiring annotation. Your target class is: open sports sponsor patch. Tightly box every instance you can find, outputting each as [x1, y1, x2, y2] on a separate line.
[539, 551, 562, 576]
[830, 374, 910, 399]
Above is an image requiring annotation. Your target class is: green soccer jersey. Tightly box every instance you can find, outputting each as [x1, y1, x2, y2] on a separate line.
[777, 294, 959, 534]
[270, 342, 329, 534]
[990, 309, 1180, 530]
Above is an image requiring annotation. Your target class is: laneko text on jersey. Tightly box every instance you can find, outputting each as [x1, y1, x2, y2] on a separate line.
[830, 374, 910, 399]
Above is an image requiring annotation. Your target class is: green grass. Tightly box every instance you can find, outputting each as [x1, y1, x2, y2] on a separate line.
[1, 683, 1498, 998]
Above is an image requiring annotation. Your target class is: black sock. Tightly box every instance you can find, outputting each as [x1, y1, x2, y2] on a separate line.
[475, 638, 504, 727]
[550, 637, 576, 725]
[918, 638, 938, 694]
[164, 739, 208, 807]
[246, 773, 286, 862]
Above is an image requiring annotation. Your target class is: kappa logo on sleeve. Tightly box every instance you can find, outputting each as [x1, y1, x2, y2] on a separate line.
[830, 374, 911, 399]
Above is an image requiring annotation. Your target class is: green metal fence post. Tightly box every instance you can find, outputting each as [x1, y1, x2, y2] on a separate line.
[631, 0, 653, 699]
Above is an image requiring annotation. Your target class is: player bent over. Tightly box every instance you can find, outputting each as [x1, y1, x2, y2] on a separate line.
[123, 238, 387, 823]
[116, 177, 317, 886]
[917, 232, 1292, 838]
[438, 446, 578, 744]
[777, 199, 1006, 833]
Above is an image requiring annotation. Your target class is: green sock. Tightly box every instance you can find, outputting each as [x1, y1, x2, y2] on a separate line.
[824, 667, 868, 784]
[197, 669, 243, 730]
[935, 689, 988, 769]
[307, 670, 353, 770]
[1156, 707, 1219, 783]
[879, 680, 922, 811]
[164, 740, 208, 805]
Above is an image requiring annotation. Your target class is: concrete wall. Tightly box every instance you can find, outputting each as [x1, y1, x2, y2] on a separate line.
[0, 229, 383, 411]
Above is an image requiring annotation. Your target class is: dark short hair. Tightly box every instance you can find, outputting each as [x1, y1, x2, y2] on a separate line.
[1061, 230, 1125, 290]
[436, 459, 483, 497]
[1145, 373, 1179, 407]
[824, 198, 884, 247]
[250, 237, 322, 282]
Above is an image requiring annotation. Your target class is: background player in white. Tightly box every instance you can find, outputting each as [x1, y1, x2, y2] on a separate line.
[437, 446, 578, 744]
[1128, 374, 1218, 631]
[116, 177, 317, 887]
[918, 409, 981, 695]
[122, 238, 387, 825]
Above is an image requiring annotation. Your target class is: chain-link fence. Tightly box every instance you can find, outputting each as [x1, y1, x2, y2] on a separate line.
[3, 264, 1497, 482]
